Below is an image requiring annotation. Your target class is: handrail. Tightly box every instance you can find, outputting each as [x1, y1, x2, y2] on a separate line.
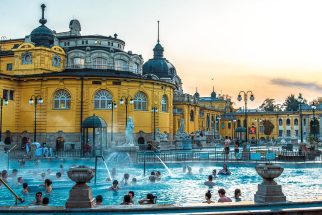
[6, 144, 17, 171]
[7, 144, 17, 153]
[0, 178, 24, 205]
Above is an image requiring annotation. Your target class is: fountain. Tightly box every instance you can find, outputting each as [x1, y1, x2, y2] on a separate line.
[254, 163, 286, 203]
[175, 119, 192, 150]
[106, 151, 133, 166]
[66, 166, 95, 208]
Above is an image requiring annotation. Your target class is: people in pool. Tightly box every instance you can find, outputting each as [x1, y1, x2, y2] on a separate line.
[155, 171, 161, 181]
[95, 195, 103, 206]
[187, 166, 192, 174]
[139, 193, 156, 205]
[203, 190, 214, 204]
[42, 197, 49, 206]
[149, 171, 156, 182]
[234, 189, 242, 202]
[17, 177, 24, 185]
[128, 191, 135, 204]
[183, 166, 187, 173]
[59, 164, 64, 175]
[33, 192, 43, 205]
[44, 179, 53, 193]
[121, 194, 132, 205]
[56, 172, 62, 179]
[108, 180, 120, 191]
[199, 168, 204, 174]
[204, 175, 216, 187]
[218, 164, 231, 175]
[122, 173, 130, 185]
[22, 183, 29, 194]
[217, 188, 232, 203]
[212, 169, 218, 178]
[132, 177, 137, 184]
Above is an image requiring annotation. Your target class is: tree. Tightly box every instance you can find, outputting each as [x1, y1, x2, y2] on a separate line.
[259, 98, 281, 112]
[310, 97, 322, 106]
[283, 94, 306, 111]
[263, 120, 274, 136]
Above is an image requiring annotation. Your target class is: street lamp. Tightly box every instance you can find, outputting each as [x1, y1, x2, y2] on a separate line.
[297, 93, 304, 143]
[237, 91, 254, 143]
[29, 95, 43, 142]
[216, 115, 221, 140]
[0, 98, 9, 142]
[151, 107, 158, 141]
[108, 101, 117, 143]
[311, 102, 317, 139]
[119, 96, 134, 127]
[232, 119, 236, 139]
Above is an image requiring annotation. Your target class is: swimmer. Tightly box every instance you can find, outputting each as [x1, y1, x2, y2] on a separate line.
[59, 164, 64, 175]
[187, 166, 192, 174]
[17, 176, 24, 185]
[203, 190, 214, 204]
[155, 171, 161, 180]
[40, 172, 46, 179]
[11, 169, 18, 177]
[1, 170, 8, 181]
[120, 194, 132, 205]
[108, 180, 120, 191]
[42, 197, 49, 206]
[199, 168, 204, 174]
[149, 171, 156, 182]
[122, 173, 130, 185]
[95, 195, 103, 206]
[204, 175, 216, 187]
[128, 191, 135, 204]
[47, 169, 52, 175]
[56, 172, 62, 179]
[218, 188, 232, 202]
[234, 189, 242, 202]
[132, 177, 137, 184]
[212, 169, 217, 178]
[44, 179, 53, 193]
[22, 183, 29, 194]
[183, 166, 187, 173]
[218, 164, 231, 175]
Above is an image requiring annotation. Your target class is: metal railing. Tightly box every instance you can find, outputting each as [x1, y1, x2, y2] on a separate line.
[137, 149, 322, 163]
[0, 178, 24, 205]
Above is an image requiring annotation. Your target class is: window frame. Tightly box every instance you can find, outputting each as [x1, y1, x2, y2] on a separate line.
[161, 95, 167, 112]
[134, 92, 147, 111]
[94, 90, 112, 110]
[53, 89, 71, 110]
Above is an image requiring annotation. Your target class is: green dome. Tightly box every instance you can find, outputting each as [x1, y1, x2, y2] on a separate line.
[30, 25, 54, 47]
[82, 115, 107, 128]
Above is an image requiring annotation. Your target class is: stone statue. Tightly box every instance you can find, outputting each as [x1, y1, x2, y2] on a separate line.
[125, 117, 135, 146]
[155, 128, 168, 142]
[178, 118, 185, 134]
[175, 119, 190, 140]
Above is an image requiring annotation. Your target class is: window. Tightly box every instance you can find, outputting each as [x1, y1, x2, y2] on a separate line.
[93, 58, 108, 69]
[294, 119, 298, 126]
[190, 110, 194, 121]
[161, 95, 167, 112]
[237, 119, 241, 127]
[95, 40, 101, 45]
[52, 55, 61, 67]
[134, 92, 147, 110]
[2, 89, 14, 100]
[94, 90, 112, 109]
[221, 122, 225, 129]
[53, 89, 71, 109]
[73, 58, 85, 68]
[6, 63, 12, 71]
[286, 130, 291, 137]
[259, 125, 264, 133]
[206, 114, 210, 130]
[279, 119, 283, 126]
[22, 52, 32, 64]
[115, 59, 128, 71]
[131, 62, 139, 73]
[228, 122, 231, 129]
[304, 118, 306, 126]
[279, 130, 283, 137]
[295, 130, 299, 137]
[211, 116, 215, 129]
[286, 119, 290, 126]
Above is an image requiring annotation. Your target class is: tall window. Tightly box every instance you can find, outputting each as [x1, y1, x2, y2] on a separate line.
[206, 114, 210, 130]
[94, 90, 112, 109]
[190, 110, 194, 121]
[115, 59, 128, 71]
[279, 130, 283, 137]
[237, 119, 241, 127]
[286, 130, 291, 137]
[134, 92, 147, 110]
[279, 119, 283, 126]
[286, 119, 291, 126]
[73, 57, 85, 68]
[53, 89, 71, 109]
[228, 122, 231, 129]
[93, 58, 108, 69]
[294, 119, 299, 126]
[161, 95, 167, 112]
[2, 89, 14, 100]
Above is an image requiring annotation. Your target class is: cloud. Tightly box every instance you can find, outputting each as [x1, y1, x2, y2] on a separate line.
[270, 78, 322, 92]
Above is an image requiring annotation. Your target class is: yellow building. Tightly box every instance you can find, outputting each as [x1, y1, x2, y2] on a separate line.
[0, 4, 231, 151]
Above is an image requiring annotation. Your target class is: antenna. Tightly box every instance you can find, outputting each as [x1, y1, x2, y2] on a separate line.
[157, 20, 160, 43]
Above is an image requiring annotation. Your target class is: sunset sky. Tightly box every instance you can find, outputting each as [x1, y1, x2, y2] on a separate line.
[1, 0, 321, 108]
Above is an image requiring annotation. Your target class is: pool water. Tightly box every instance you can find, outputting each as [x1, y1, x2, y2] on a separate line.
[0, 159, 321, 206]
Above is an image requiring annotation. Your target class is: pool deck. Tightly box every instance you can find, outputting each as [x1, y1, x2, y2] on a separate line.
[1, 199, 322, 214]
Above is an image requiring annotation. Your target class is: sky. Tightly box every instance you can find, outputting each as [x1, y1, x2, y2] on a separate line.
[1, 0, 322, 108]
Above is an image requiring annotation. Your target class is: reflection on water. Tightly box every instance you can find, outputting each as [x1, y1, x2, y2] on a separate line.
[1, 159, 322, 206]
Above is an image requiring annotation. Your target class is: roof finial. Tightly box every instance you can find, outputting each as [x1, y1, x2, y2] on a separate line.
[196, 87, 198, 93]
[157, 20, 160, 43]
[39, 4, 47, 25]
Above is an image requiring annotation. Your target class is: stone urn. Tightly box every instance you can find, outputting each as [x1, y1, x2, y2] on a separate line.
[66, 166, 95, 208]
[254, 163, 286, 203]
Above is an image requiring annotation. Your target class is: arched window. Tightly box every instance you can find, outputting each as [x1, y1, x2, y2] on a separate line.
[237, 119, 241, 127]
[206, 114, 210, 130]
[131, 62, 139, 73]
[115, 59, 128, 71]
[93, 58, 108, 69]
[279, 119, 283, 126]
[294, 118, 299, 126]
[53, 89, 71, 109]
[134, 92, 147, 110]
[228, 121, 231, 129]
[190, 110, 194, 121]
[161, 95, 167, 112]
[286, 119, 291, 126]
[211, 115, 215, 129]
[94, 90, 112, 109]
[73, 57, 85, 68]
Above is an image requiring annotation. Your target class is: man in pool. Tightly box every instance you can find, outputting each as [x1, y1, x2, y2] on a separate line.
[218, 188, 232, 202]
[218, 164, 231, 175]
[95, 195, 103, 205]
[33, 192, 43, 205]
[108, 180, 120, 191]
[204, 175, 216, 187]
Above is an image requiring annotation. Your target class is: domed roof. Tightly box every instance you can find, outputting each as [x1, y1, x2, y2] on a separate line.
[30, 4, 55, 48]
[143, 56, 177, 78]
[82, 115, 107, 128]
[194, 88, 200, 98]
[211, 87, 217, 99]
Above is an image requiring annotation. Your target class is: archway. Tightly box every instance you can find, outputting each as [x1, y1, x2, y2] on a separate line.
[21, 137, 28, 150]
[138, 137, 145, 144]
[56, 137, 65, 153]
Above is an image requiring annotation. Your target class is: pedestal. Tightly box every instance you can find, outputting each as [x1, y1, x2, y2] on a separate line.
[66, 183, 94, 208]
[254, 183, 286, 203]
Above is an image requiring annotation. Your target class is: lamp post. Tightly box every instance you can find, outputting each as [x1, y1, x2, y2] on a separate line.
[0, 98, 9, 142]
[151, 106, 158, 141]
[119, 96, 134, 127]
[237, 91, 254, 143]
[297, 94, 304, 143]
[233, 119, 236, 139]
[311, 102, 317, 139]
[109, 101, 117, 143]
[216, 115, 221, 140]
[29, 95, 43, 142]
